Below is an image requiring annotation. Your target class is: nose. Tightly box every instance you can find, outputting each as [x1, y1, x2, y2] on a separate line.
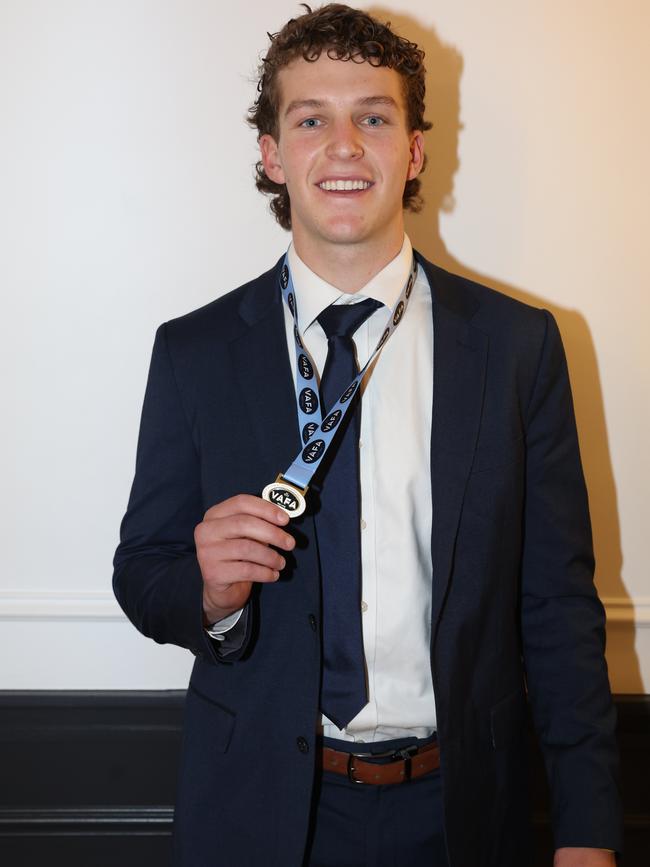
[325, 118, 363, 160]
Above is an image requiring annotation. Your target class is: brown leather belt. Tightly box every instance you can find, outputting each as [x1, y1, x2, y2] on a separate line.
[320, 740, 440, 785]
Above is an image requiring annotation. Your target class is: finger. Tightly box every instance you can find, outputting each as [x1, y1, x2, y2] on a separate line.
[204, 494, 289, 525]
[198, 513, 295, 551]
[207, 539, 287, 571]
[207, 561, 281, 585]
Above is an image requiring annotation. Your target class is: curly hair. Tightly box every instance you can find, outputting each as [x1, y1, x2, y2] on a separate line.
[248, 4, 432, 230]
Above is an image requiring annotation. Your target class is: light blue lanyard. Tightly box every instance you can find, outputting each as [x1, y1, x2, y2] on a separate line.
[278, 254, 417, 494]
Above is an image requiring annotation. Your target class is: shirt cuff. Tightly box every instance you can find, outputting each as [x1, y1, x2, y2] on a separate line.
[204, 608, 245, 641]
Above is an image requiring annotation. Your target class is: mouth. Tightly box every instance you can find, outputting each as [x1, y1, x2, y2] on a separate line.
[317, 179, 373, 192]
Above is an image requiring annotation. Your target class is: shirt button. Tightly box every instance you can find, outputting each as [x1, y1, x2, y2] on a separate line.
[296, 736, 309, 754]
[356, 738, 365, 744]
[360, 519, 367, 530]
[361, 601, 368, 613]
[308, 614, 317, 632]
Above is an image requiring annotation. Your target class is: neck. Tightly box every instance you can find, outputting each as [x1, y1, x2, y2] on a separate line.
[292, 232, 405, 293]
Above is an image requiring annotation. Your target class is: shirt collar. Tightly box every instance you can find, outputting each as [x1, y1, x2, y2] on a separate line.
[287, 235, 413, 334]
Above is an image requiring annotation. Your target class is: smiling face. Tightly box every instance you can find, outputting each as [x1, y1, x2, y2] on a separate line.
[259, 53, 424, 264]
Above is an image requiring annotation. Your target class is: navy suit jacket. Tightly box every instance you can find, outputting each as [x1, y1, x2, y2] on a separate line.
[113, 253, 622, 866]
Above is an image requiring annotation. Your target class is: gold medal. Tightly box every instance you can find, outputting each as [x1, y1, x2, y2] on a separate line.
[261, 475, 308, 517]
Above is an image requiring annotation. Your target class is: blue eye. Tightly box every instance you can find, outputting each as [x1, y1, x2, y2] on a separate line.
[300, 118, 321, 128]
[364, 116, 384, 127]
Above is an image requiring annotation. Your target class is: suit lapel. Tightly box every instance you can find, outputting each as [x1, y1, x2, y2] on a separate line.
[229, 260, 301, 478]
[418, 256, 489, 633]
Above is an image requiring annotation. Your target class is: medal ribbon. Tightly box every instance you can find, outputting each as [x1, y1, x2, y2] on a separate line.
[277, 254, 417, 494]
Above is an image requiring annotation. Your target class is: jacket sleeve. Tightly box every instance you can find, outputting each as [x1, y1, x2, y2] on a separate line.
[520, 311, 623, 853]
[112, 323, 250, 664]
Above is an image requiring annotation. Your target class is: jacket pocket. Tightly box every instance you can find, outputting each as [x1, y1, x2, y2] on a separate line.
[186, 682, 236, 754]
[490, 690, 526, 750]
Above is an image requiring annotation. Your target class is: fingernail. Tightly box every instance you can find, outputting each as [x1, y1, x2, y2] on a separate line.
[273, 570, 280, 580]
[276, 510, 289, 523]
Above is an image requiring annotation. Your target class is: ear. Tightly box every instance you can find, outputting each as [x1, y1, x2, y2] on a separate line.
[406, 130, 425, 181]
[259, 134, 286, 185]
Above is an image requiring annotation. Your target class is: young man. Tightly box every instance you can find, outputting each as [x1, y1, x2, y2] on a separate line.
[113, 5, 622, 865]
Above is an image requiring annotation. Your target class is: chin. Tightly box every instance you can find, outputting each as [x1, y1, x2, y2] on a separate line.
[318, 218, 370, 245]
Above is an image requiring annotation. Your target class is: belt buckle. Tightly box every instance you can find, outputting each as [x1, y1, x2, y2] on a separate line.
[345, 749, 390, 785]
[346, 753, 366, 784]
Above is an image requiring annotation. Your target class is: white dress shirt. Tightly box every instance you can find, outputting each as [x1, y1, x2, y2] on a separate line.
[286, 236, 437, 743]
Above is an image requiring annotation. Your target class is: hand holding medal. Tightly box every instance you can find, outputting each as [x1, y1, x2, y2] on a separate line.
[196, 494, 296, 625]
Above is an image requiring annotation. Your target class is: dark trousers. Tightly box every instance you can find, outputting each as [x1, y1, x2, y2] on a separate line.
[304, 737, 449, 867]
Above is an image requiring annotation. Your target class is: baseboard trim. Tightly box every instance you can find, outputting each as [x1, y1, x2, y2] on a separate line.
[0, 806, 173, 834]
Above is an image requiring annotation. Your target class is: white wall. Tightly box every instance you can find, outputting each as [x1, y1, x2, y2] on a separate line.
[1, 0, 648, 691]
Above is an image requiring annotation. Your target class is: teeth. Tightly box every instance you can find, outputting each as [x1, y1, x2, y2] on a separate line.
[318, 179, 371, 191]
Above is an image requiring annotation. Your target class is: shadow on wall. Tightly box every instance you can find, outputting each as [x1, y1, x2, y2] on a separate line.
[368, 5, 642, 693]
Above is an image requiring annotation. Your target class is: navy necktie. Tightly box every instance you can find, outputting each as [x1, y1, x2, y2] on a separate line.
[316, 298, 382, 729]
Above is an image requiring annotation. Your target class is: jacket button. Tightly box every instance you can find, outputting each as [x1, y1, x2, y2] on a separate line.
[308, 614, 317, 632]
[296, 736, 309, 754]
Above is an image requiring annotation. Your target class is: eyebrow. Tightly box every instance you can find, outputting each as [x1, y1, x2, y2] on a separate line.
[284, 95, 400, 117]
[358, 96, 399, 109]
[284, 99, 325, 117]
